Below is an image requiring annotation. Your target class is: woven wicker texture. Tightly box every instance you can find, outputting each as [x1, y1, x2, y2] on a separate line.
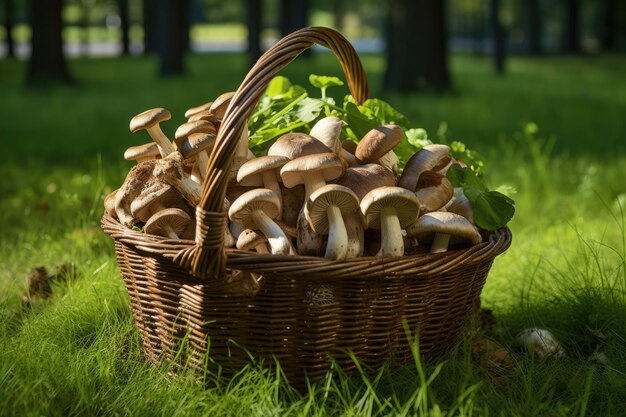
[102, 26, 512, 387]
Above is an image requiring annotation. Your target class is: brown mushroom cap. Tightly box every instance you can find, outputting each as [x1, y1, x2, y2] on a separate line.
[237, 155, 290, 187]
[267, 133, 332, 159]
[184, 101, 213, 119]
[310, 116, 343, 154]
[341, 139, 358, 154]
[333, 163, 397, 200]
[414, 171, 454, 214]
[174, 120, 216, 147]
[306, 184, 359, 234]
[398, 144, 451, 191]
[124, 142, 161, 163]
[446, 189, 475, 224]
[187, 109, 219, 123]
[228, 188, 281, 230]
[130, 181, 181, 222]
[129, 108, 171, 133]
[280, 153, 344, 189]
[405, 211, 482, 245]
[236, 229, 268, 251]
[360, 186, 420, 230]
[144, 208, 190, 238]
[355, 124, 403, 163]
[209, 91, 235, 120]
[179, 132, 216, 160]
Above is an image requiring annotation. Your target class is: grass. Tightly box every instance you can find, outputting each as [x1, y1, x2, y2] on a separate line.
[1, 52, 626, 416]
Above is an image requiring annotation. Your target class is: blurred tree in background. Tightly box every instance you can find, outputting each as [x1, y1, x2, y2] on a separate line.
[2, 0, 626, 87]
[27, 0, 71, 84]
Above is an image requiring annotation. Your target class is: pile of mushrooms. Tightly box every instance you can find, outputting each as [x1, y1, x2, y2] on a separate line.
[105, 95, 484, 262]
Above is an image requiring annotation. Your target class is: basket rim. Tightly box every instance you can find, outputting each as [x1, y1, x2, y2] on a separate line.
[102, 213, 512, 281]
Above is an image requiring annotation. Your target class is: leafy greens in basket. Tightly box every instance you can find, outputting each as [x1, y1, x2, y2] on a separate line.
[248, 74, 514, 230]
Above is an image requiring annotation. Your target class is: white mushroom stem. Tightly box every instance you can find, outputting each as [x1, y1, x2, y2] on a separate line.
[325, 205, 348, 260]
[147, 125, 175, 156]
[162, 225, 179, 239]
[303, 173, 326, 200]
[377, 206, 404, 257]
[344, 214, 364, 259]
[262, 170, 283, 218]
[430, 233, 451, 253]
[251, 210, 292, 255]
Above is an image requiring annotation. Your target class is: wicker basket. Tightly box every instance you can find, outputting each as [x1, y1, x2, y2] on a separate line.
[102, 27, 512, 386]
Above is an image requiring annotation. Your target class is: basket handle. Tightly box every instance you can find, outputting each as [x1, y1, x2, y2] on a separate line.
[181, 26, 370, 280]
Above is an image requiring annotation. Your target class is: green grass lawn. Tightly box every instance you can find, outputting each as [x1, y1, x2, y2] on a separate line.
[1, 52, 626, 416]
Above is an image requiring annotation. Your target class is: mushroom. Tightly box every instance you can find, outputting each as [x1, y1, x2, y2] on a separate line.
[398, 144, 451, 192]
[129, 108, 175, 157]
[104, 188, 118, 219]
[237, 155, 290, 218]
[406, 211, 481, 253]
[130, 181, 185, 223]
[187, 109, 219, 123]
[228, 188, 293, 255]
[236, 229, 270, 254]
[267, 132, 332, 160]
[360, 187, 420, 257]
[185, 101, 213, 119]
[114, 160, 157, 227]
[414, 171, 454, 214]
[310, 116, 357, 167]
[174, 120, 216, 149]
[209, 91, 235, 121]
[306, 184, 359, 260]
[281, 153, 344, 257]
[152, 151, 201, 206]
[144, 208, 190, 239]
[355, 125, 403, 174]
[179, 132, 216, 182]
[230, 128, 255, 182]
[333, 164, 397, 258]
[516, 328, 565, 359]
[280, 153, 344, 200]
[124, 142, 161, 164]
[445, 188, 475, 224]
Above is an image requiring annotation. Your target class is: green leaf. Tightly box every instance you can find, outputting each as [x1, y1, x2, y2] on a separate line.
[447, 165, 514, 230]
[406, 128, 432, 150]
[466, 189, 516, 231]
[296, 97, 325, 123]
[265, 76, 292, 97]
[344, 102, 379, 140]
[309, 74, 344, 90]
[360, 98, 410, 127]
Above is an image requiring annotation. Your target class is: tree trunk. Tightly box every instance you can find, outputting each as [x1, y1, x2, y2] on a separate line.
[27, 0, 71, 84]
[247, 0, 262, 68]
[4, 0, 15, 58]
[143, 0, 157, 54]
[527, 0, 542, 54]
[384, 0, 450, 91]
[119, 0, 130, 55]
[601, 0, 615, 50]
[279, 0, 308, 36]
[562, 0, 580, 53]
[490, 0, 505, 74]
[156, 0, 187, 75]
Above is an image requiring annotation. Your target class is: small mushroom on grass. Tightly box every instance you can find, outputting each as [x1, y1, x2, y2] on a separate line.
[516, 328, 566, 359]
[228, 188, 293, 255]
[306, 184, 359, 260]
[129, 108, 175, 157]
[144, 208, 191, 239]
[406, 211, 481, 253]
[360, 187, 420, 257]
